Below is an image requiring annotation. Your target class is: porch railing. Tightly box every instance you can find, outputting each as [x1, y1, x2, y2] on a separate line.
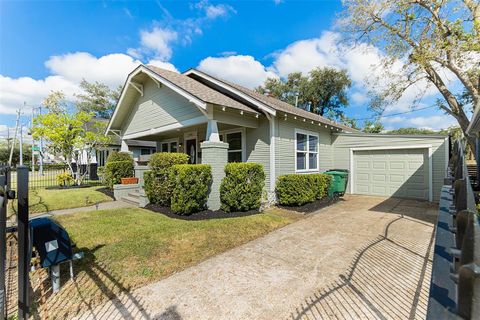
[427, 139, 480, 319]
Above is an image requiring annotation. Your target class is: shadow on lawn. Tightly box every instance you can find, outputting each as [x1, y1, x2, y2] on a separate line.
[9, 189, 49, 219]
[289, 204, 435, 320]
[31, 245, 171, 320]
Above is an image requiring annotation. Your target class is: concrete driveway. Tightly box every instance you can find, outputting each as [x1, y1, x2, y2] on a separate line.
[74, 195, 437, 320]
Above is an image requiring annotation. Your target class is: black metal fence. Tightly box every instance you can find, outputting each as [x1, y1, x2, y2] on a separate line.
[0, 165, 30, 320]
[427, 140, 480, 319]
[9, 164, 103, 190]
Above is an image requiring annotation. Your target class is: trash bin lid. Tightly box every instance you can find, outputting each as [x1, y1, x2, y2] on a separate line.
[324, 171, 348, 176]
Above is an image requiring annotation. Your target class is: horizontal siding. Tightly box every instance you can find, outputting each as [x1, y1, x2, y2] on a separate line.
[275, 118, 333, 179]
[246, 118, 270, 189]
[123, 79, 203, 136]
[332, 134, 448, 201]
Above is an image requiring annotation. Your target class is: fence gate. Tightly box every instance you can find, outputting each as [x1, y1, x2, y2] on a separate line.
[0, 165, 30, 320]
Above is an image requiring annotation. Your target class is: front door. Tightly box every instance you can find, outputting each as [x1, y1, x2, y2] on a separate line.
[185, 138, 197, 164]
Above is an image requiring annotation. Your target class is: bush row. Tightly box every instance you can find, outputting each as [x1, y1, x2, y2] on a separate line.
[275, 174, 331, 206]
[144, 153, 266, 215]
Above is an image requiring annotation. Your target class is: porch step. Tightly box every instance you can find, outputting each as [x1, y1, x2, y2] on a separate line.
[127, 191, 141, 199]
[121, 195, 141, 206]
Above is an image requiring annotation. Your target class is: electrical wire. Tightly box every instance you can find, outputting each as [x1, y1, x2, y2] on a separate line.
[352, 104, 438, 121]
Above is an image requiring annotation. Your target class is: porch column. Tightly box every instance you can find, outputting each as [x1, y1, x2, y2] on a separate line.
[201, 138, 228, 211]
[121, 139, 129, 152]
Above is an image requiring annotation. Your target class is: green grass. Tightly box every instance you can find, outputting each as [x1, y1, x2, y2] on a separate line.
[8, 186, 113, 216]
[35, 207, 301, 319]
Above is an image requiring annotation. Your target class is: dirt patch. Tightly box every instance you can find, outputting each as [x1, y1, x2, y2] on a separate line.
[144, 204, 262, 221]
[277, 197, 339, 213]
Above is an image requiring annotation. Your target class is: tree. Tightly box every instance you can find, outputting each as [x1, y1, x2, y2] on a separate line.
[42, 90, 68, 114]
[386, 127, 437, 135]
[0, 142, 32, 166]
[256, 67, 352, 120]
[362, 120, 384, 133]
[340, 0, 480, 157]
[75, 79, 122, 118]
[32, 111, 112, 185]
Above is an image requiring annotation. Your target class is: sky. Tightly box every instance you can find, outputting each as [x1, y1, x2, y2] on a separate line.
[0, 0, 461, 137]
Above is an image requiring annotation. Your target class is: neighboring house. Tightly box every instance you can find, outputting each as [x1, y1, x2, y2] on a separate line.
[106, 65, 449, 209]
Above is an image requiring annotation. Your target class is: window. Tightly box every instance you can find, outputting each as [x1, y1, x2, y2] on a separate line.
[220, 130, 244, 163]
[295, 130, 318, 172]
[141, 148, 154, 155]
[159, 140, 178, 153]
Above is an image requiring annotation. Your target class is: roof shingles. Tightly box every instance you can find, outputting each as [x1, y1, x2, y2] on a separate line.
[146, 65, 259, 114]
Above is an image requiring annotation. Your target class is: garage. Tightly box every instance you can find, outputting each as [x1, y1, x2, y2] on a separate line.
[331, 133, 449, 202]
[352, 148, 431, 201]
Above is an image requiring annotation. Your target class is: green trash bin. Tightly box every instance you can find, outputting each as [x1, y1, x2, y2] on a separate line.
[325, 170, 349, 198]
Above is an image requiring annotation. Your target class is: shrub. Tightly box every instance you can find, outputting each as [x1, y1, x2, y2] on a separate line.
[275, 173, 331, 206]
[97, 166, 105, 183]
[144, 153, 189, 205]
[170, 164, 211, 215]
[105, 160, 134, 189]
[106, 151, 133, 163]
[220, 163, 265, 212]
[56, 172, 73, 187]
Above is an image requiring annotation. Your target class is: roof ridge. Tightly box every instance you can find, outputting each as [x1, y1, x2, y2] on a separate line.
[185, 68, 358, 132]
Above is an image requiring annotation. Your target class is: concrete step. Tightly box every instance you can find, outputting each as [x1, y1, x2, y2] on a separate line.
[127, 191, 141, 199]
[121, 195, 141, 206]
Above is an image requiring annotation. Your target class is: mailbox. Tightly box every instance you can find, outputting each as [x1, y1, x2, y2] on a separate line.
[29, 217, 74, 268]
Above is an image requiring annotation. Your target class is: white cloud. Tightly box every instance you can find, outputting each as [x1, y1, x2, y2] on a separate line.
[0, 52, 180, 116]
[382, 114, 456, 130]
[129, 27, 178, 61]
[197, 1, 236, 19]
[148, 60, 179, 73]
[45, 52, 144, 87]
[198, 55, 277, 88]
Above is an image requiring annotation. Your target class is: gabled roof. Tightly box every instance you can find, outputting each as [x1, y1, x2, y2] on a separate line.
[146, 66, 259, 114]
[184, 69, 358, 132]
[106, 64, 259, 133]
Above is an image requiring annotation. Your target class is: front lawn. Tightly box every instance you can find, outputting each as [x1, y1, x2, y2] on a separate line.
[33, 207, 300, 319]
[8, 186, 113, 217]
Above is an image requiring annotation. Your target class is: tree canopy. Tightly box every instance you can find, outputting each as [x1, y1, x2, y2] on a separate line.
[32, 111, 112, 185]
[256, 67, 352, 120]
[75, 79, 122, 118]
[340, 0, 480, 155]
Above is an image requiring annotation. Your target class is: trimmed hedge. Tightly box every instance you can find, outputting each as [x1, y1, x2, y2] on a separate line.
[144, 153, 189, 205]
[105, 160, 134, 189]
[276, 173, 332, 206]
[107, 151, 133, 163]
[220, 163, 265, 212]
[170, 164, 212, 215]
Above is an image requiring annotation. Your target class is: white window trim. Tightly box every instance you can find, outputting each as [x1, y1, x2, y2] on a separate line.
[294, 129, 319, 173]
[220, 128, 246, 162]
[159, 138, 179, 153]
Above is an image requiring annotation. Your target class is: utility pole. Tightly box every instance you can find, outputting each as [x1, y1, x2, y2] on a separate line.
[38, 106, 44, 175]
[8, 109, 21, 166]
[31, 106, 35, 173]
[19, 120, 23, 166]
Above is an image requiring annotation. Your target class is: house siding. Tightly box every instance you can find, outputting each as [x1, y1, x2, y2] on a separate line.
[275, 118, 333, 180]
[122, 79, 204, 136]
[331, 134, 448, 201]
[246, 117, 271, 189]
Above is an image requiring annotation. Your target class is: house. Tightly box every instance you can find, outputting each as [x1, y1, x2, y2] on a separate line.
[106, 65, 449, 209]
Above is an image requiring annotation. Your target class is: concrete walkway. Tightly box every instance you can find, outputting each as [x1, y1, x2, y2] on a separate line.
[34, 200, 135, 217]
[73, 195, 437, 320]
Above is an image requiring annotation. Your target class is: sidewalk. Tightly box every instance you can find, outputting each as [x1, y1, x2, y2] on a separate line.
[34, 200, 135, 217]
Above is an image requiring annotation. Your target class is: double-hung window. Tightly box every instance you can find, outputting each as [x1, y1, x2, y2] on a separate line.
[295, 130, 319, 172]
[219, 130, 244, 163]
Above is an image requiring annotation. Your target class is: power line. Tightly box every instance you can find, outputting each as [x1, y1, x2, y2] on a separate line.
[353, 104, 438, 121]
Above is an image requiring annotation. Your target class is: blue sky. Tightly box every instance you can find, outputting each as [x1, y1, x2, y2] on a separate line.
[0, 0, 458, 134]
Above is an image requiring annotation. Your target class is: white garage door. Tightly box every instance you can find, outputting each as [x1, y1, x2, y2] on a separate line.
[353, 148, 429, 200]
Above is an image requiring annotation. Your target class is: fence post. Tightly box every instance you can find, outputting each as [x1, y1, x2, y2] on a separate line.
[17, 166, 29, 320]
[0, 167, 7, 320]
